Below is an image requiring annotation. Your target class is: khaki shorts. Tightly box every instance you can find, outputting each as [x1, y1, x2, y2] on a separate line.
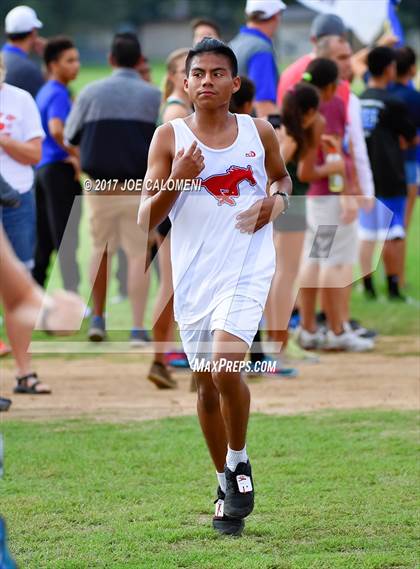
[85, 194, 145, 257]
[304, 196, 358, 266]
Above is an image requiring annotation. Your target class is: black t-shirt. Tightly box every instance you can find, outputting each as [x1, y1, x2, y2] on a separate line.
[360, 87, 416, 197]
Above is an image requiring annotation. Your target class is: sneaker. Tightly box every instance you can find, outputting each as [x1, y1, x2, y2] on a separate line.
[110, 294, 128, 305]
[296, 327, 325, 350]
[224, 460, 254, 519]
[348, 320, 378, 339]
[147, 361, 177, 389]
[0, 397, 12, 412]
[165, 351, 190, 369]
[130, 329, 151, 348]
[283, 338, 320, 364]
[88, 316, 106, 342]
[389, 292, 406, 302]
[212, 486, 245, 536]
[247, 355, 298, 379]
[324, 329, 374, 352]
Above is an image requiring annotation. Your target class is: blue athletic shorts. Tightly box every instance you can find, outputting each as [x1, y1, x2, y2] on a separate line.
[359, 196, 406, 241]
[1, 189, 36, 269]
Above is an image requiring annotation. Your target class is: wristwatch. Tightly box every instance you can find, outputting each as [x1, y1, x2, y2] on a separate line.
[272, 191, 289, 215]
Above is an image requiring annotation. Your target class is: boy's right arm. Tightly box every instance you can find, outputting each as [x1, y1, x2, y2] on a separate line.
[138, 123, 204, 231]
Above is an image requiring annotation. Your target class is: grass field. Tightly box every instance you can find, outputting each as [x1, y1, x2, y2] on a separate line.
[2, 411, 419, 568]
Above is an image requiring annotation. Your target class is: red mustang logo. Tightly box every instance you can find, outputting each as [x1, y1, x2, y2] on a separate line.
[198, 165, 257, 206]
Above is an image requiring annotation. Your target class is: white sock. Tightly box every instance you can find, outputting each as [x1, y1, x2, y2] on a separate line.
[226, 445, 248, 472]
[216, 471, 226, 493]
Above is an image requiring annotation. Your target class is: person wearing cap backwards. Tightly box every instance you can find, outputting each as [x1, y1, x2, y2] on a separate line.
[230, 0, 286, 117]
[2, 5, 45, 98]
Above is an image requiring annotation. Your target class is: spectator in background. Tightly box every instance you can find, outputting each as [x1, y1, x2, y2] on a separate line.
[138, 55, 152, 82]
[33, 37, 82, 293]
[315, 38, 375, 200]
[277, 14, 347, 106]
[148, 48, 192, 390]
[191, 18, 221, 45]
[297, 59, 373, 352]
[390, 47, 420, 231]
[230, 0, 285, 117]
[268, 82, 323, 363]
[0, 52, 52, 394]
[2, 5, 45, 98]
[65, 33, 161, 344]
[113, 53, 154, 306]
[228, 76, 299, 378]
[359, 47, 416, 301]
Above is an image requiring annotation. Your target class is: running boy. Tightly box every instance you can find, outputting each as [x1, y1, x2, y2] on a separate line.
[138, 38, 291, 536]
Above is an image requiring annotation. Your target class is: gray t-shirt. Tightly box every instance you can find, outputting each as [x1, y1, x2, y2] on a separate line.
[2, 47, 44, 98]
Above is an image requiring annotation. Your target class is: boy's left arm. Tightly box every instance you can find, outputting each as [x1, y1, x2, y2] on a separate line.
[236, 119, 292, 234]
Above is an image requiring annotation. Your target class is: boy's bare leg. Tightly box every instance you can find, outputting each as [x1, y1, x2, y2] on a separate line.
[195, 371, 227, 472]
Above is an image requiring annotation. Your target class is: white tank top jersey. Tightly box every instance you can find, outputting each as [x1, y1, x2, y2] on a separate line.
[169, 114, 276, 325]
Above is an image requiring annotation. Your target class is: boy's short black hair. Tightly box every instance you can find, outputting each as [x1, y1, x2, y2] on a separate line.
[6, 31, 32, 41]
[44, 36, 75, 66]
[367, 46, 396, 77]
[395, 46, 416, 77]
[305, 58, 338, 89]
[191, 18, 221, 37]
[111, 33, 142, 68]
[185, 38, 238, 77]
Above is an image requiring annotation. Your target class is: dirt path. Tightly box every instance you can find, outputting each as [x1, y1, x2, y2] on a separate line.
[1, 336, 419, 422]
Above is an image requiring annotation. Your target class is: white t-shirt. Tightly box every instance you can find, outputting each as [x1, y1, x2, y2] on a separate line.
[0, 82, 44, 193]
[169, 114, 276, 324]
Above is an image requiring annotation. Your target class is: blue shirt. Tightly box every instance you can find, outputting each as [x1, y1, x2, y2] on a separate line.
[389, 82, 420, 162]
[36, 80, 72, 168]
[2, 43, 45, 98]
[239, 27, 278, 103]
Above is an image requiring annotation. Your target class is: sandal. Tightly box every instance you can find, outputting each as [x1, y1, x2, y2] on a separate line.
[13, 373, 52, 395]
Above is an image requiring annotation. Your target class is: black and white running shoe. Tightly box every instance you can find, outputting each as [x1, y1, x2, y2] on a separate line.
[212, 486, 244, 536]
[224, 461, 254, 519]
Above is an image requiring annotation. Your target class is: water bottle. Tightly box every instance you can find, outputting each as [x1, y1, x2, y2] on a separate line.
[326, 149, 344, 193]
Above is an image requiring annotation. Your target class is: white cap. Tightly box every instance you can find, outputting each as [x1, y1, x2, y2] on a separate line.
[5, 5, 43, 34]
[245, 0, 286, 18]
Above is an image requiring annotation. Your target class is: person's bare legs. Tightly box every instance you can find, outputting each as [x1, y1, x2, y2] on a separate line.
[359, 240, 376, 276]
[404, 184, 418, 231]
[319, 265, 353, 334]
[195, 370, 228, 472]
[360, 239, 377, 297]
[266, 231, 305, 349]
[383, 238, 405, 297]
[5, 311, 32, 376]
[211, 330, 250, 451]
[90, 250, 108, 317]
[152, 235, 175, 364]
[5, 310, 51, 391]
[320, 264, 353, 329]
[298, 262, 319, 332]
[127, 254, 150, 330]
